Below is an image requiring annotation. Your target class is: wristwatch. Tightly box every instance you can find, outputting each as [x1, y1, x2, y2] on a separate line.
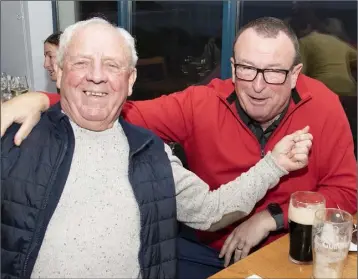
[267, 203, 284, 231]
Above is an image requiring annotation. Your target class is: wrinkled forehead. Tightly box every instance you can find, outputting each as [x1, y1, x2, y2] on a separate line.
[234, 29, 295, 68]
[66, 24, 130, 65]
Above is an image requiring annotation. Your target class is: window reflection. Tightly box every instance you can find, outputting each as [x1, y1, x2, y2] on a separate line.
[131, 1, 223, 100]
[238, 1, 357, 96]
[57, 1, 224, 101]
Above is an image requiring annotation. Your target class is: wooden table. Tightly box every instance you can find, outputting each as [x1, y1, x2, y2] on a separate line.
[210, 216, 357, 279]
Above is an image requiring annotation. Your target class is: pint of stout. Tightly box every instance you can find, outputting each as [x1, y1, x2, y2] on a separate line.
[288, 191, 325, 264]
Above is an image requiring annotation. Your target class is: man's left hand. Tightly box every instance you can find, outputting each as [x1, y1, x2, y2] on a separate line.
[219, 210, 276, 267]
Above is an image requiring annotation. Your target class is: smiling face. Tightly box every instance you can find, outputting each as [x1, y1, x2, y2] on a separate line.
[44, 42, 58, 81]
[56, 23, 137, 131]
[231, 28, 302, 126]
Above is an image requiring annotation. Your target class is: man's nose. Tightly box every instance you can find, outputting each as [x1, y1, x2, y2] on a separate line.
[252, 72, 266, 93]
[87, 63, 107, 84]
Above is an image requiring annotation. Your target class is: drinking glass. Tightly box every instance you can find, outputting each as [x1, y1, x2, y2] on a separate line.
[312, 208, 353, 279]
[1, 72, 12, 102]
[288, 191, 326, 264]
[10, 76, 28, 96]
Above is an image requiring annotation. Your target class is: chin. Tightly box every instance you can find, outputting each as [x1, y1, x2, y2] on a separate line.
[245, 109, 266, 122]
[82, 113, 108, 122]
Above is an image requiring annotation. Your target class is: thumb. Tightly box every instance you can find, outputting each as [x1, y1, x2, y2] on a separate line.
[301, 125, 310, 134]
[293, 126, 310, 141]
[14, 117, 39, 146]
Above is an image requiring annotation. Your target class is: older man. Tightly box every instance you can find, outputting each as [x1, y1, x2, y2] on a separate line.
[2, 17, 355, 278]
[1, 18, 312, 279]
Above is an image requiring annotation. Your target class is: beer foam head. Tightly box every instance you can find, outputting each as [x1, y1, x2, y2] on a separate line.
[289, 203, 325, 225]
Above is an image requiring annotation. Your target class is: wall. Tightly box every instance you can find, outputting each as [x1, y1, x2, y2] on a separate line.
[1, 1, 31, 83]
[57, 1, 77, 31]
[1, 1, 57, 92]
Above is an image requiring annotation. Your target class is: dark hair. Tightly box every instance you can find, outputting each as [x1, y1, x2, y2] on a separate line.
[233, 17, 301, 66]
[44, 31, 63, 46]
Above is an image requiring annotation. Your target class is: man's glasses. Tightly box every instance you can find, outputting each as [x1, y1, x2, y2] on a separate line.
[233, 63, 290, 85]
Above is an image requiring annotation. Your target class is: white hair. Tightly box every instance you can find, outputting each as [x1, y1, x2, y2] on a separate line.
[56, 17, 138, 69]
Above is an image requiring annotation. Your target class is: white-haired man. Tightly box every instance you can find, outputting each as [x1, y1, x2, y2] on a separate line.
[1, 18, 313, 278]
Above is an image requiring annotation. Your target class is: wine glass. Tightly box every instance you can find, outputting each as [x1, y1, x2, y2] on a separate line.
[1, 72, 8, 92]
[10, 76, 29, 96]
[1, 72, 12, 102]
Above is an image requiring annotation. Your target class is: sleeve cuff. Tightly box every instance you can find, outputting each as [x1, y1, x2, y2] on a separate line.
[264, 151, 289, 177]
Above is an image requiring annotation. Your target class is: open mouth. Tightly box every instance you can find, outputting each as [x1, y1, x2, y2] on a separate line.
[83, 91, 108, 97]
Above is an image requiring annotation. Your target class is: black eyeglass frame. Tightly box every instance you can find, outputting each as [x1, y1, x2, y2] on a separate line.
[233, 63, 291, 85]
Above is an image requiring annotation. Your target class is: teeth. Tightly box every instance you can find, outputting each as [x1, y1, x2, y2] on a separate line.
[84, 91, 107, 97]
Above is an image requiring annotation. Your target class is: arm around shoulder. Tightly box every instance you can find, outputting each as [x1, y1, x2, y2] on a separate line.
[122, 86, 199, 144]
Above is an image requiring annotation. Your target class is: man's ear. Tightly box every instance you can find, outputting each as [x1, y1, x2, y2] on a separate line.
[290, 63, 303, 89]
[54, 63, 62, 89]
[230, 57, 236, 83]
[127, 68, 137, 97]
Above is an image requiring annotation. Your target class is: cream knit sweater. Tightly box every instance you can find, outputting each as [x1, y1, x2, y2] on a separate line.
[31, 120, 287, 278]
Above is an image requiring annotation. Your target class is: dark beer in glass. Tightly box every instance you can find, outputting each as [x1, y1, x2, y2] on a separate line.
[288, 191, 325, 264]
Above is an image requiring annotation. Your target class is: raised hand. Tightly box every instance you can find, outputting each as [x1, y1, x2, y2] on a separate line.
[271, 126, 313, 172]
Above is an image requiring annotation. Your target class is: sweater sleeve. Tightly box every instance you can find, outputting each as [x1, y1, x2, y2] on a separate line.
[165, 144, 288, 231]
[122, 86, 197, 144]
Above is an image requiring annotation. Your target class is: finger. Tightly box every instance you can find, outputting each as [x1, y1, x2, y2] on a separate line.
[224, 237, 240, 267]
[294, 139, 312, 150]
[236, 239, 245, 250]
[295, 125, 309, 135]
[294, 133, 313, 142]
[234, 248, 242, 262]
[219, 233, 234, 258]
[233, 238, 246, 262]
[240, 243, 252, 259]
[291, 126, 310, 140]
[291, 146, 309, 156]
[292, 153, 308, 164]
[293, 143, 312, 154]
[301, 125, 310, 133]
[14, 116, 39, 146]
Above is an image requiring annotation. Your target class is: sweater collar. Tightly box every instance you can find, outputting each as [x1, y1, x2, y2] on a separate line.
[48, 103, 154, 157]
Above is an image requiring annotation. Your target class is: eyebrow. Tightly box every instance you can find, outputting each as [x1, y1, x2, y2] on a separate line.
[70, 55, 92, 60]
[102, 56, 125, 63]
[69, 55, 125, 62]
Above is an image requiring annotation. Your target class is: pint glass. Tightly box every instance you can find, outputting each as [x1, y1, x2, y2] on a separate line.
[288, 191, 325, 264]
[312, 208, 353, 279]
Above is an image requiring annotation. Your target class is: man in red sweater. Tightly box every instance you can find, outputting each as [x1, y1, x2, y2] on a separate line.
[1, 17, 356, 278]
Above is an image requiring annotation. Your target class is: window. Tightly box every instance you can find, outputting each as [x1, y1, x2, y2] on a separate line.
[55, 1, 224, 100]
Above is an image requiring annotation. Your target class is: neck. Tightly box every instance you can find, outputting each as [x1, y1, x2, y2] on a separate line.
[61, 101, 121, 132]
